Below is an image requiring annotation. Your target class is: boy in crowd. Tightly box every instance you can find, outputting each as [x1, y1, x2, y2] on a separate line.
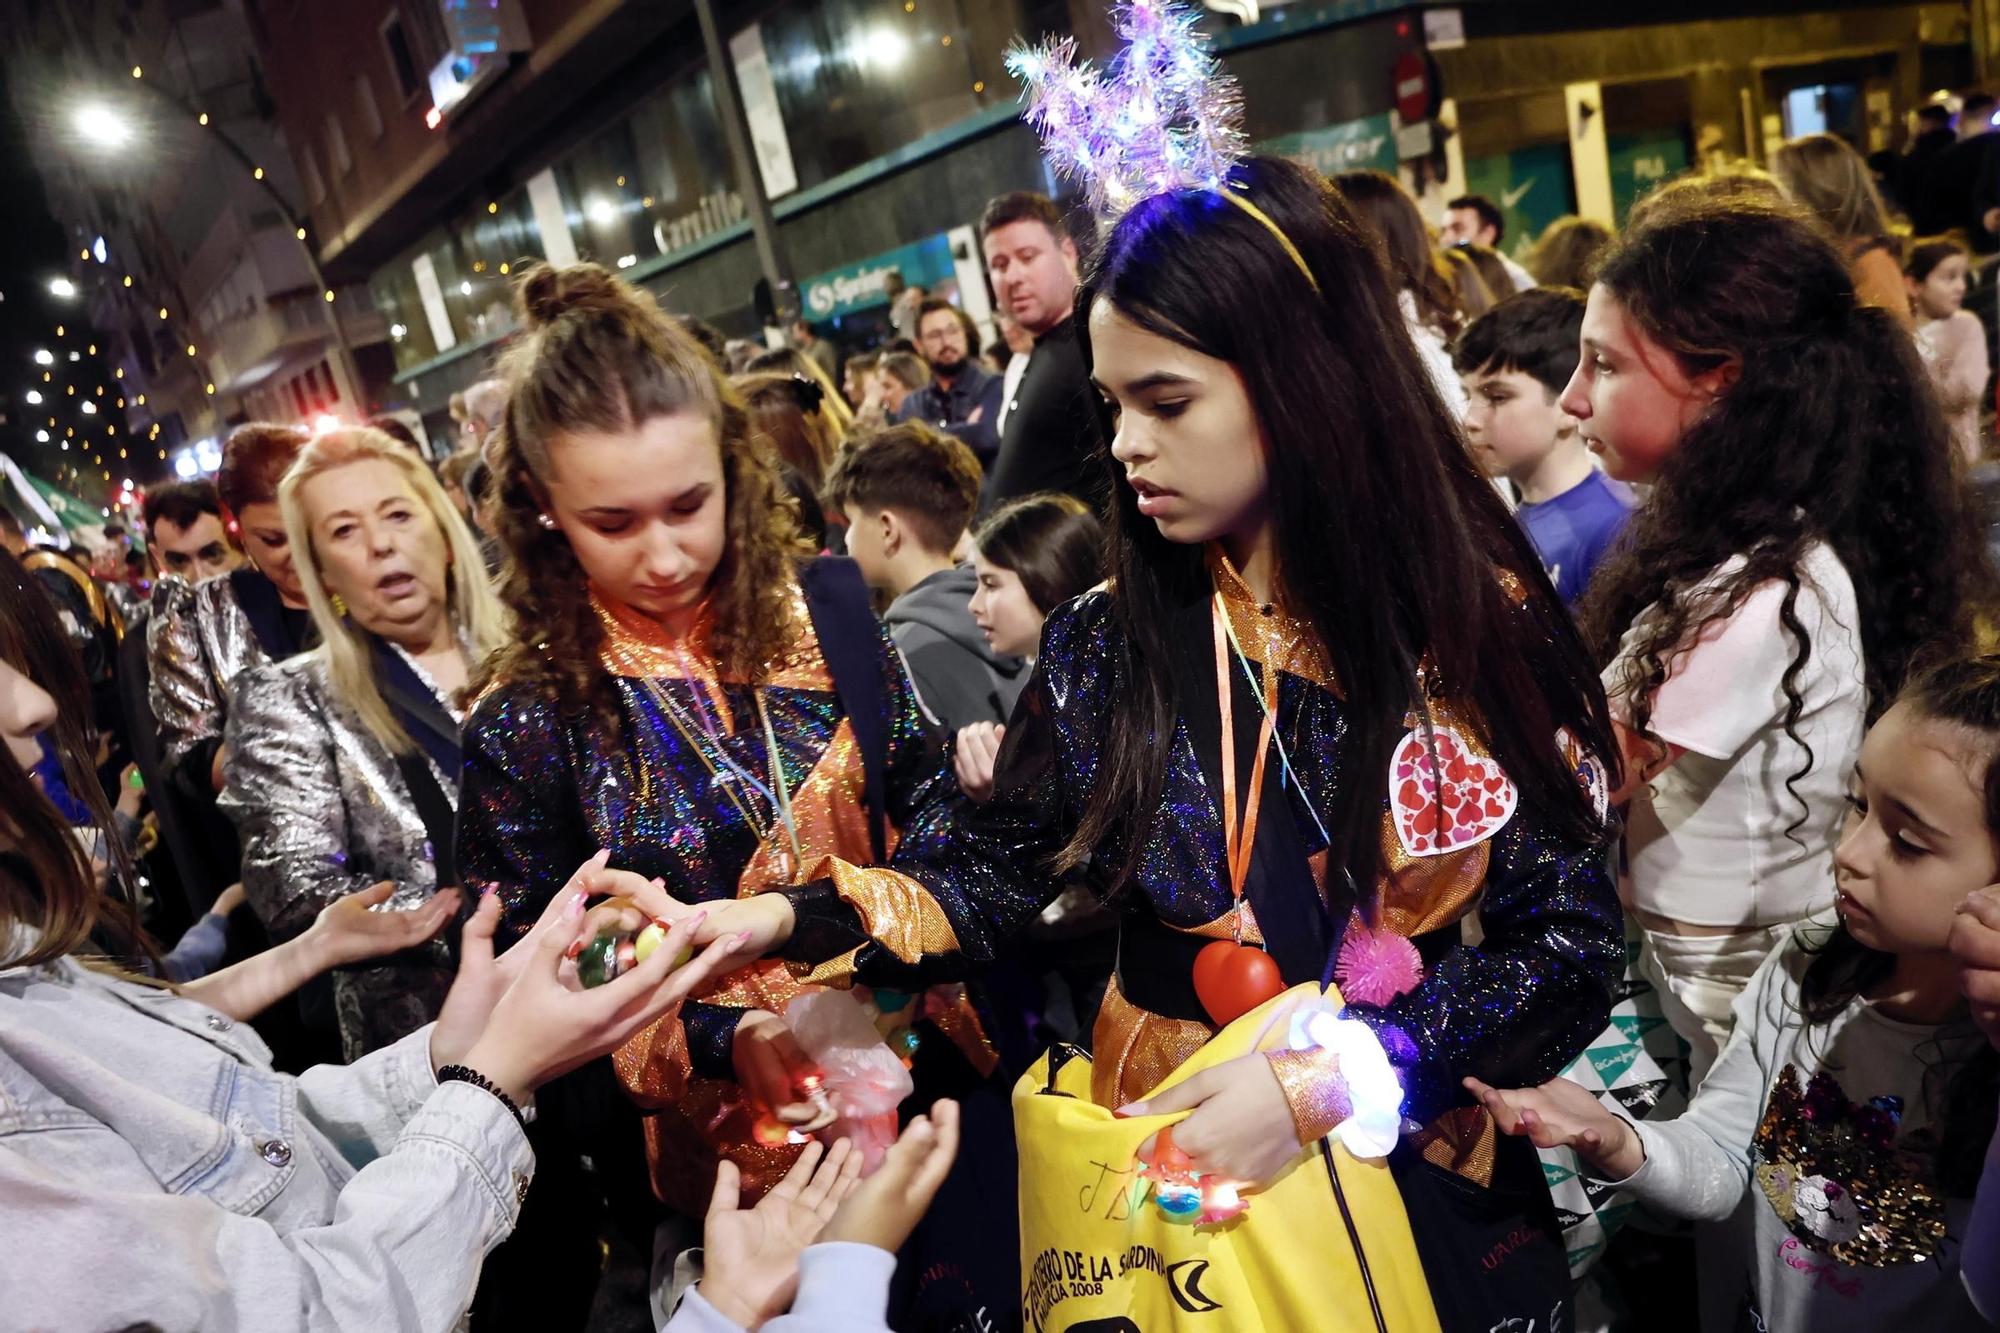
[1454, 287, 1635, 609]
[823, 423, 1028, 732]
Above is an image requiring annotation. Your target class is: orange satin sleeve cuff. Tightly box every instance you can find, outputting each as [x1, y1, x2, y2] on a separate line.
[614, 1010, 696, 1110]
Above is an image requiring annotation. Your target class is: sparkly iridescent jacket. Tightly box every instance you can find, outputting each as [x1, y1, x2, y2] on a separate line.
[460, 577, 973, 1213]
[148, 569, 306, 795]
[219, 650, 460, 1060]
[772, 566, 1625, 1178]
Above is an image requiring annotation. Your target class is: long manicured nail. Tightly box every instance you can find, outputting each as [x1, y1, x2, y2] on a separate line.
[733, 929, 754, 947]
[564, 938, 585, 960]
[1116, 1101, 1147, 1117]
[566, 889, 588, 917]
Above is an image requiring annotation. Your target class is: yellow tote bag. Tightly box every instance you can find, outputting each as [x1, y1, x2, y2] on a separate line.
[1014, 983, 1441, 1332]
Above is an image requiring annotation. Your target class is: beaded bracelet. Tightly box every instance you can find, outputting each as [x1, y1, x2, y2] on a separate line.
[436, 1064, 528, 1131]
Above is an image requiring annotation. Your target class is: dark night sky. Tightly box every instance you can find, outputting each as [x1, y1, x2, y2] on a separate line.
[0, 61, 134, 510]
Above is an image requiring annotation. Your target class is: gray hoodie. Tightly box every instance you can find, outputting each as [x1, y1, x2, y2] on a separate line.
[883, 565, 1028, 733]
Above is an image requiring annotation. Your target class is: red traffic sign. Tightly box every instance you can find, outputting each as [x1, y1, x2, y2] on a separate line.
[1394, 50, 1434, 124]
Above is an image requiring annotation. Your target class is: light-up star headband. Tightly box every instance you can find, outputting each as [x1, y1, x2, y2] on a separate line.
[1006, 0, 1320, 295]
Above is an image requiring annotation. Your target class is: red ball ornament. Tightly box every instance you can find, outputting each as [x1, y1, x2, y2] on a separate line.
[1192, 939, 1284, 1027]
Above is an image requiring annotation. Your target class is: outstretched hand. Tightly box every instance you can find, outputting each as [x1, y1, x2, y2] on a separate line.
[698, 1139, 862, 1329]
[305, 881, 461, 970]
[430, 851, 744, 1085]
[821, 1100, 962, 1255]
[1464, 1075, 1646, 1180]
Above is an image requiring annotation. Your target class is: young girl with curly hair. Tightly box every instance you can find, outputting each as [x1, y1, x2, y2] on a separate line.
[1564, 191, 1992, 1084]
[458, 263, 1009, 1324]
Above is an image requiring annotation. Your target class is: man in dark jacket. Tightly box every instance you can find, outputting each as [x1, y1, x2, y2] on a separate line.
[978, 191, 1106, 512]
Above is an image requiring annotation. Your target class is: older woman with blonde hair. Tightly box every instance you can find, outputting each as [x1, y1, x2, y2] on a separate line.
[221, 425, 509, 1058]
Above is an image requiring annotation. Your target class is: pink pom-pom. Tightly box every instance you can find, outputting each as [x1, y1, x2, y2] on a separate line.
[1334, 925, 1424, 1006]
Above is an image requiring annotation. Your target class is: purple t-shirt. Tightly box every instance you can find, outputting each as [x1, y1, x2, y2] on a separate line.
[1516, 469, 1636, 608]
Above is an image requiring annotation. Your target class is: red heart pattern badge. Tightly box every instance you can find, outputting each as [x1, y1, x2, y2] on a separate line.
[1390, 726, 1518, 857]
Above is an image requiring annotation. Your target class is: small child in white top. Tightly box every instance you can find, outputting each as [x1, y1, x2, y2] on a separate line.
[1906, 236, 1989, 468]
[1470, 655, 2000, 1332]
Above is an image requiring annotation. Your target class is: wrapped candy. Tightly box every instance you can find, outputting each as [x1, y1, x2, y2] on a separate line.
[576, 920, 692, 988]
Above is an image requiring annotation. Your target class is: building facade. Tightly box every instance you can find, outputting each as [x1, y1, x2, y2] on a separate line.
[236, 0, 1991, 445]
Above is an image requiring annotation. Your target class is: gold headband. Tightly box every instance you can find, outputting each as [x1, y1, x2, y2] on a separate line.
[1218, 190, 1321, 295]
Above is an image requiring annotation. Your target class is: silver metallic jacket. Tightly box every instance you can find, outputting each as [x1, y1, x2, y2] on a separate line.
[147, 573, 271, 777]
[219, 652, 457, 1060]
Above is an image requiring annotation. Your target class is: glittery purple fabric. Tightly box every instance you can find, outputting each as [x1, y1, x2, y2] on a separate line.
[457, 618, 961, 1072]
[787, 590, 1623, 1124]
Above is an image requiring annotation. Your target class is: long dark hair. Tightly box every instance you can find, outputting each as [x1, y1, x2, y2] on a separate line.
[1583, 195, 1990, 789]
[970, 493, 1105, 617]
[1065, 155, 1617, 899]
[0, 551, 151, 971]
[1802, 655, 2000, 1186]
[1333, 169, 1465, 337]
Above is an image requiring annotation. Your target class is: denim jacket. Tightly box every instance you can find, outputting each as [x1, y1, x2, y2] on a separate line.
[0, 940, 532, 1331]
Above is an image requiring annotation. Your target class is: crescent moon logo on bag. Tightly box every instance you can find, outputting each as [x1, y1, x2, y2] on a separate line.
[1390, 725, 1518, 857]
[1166, 1260, 1224, 1314]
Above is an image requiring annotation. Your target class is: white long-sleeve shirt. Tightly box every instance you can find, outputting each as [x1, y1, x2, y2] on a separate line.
[667, 1243, 896, 1332]
[1604, 914, 1993, 1331]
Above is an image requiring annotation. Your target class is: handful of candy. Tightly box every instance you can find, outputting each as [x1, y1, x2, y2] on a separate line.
[575, 918, 693, 988]
[1137, 1126, 1246, 1225]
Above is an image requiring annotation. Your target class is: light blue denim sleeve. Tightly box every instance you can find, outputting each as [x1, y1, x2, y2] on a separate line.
[0, 1078, 533, 1332]
[293, 1021, 440, 1166]
[161, 910, 231, 982]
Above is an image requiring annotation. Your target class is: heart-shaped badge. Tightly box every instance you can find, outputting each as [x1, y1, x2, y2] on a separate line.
[1192, 939, 1285, 1027]
[1389, 726, 1518, 857]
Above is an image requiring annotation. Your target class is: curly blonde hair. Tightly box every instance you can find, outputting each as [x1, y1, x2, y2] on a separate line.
[479, 263, 809, 726]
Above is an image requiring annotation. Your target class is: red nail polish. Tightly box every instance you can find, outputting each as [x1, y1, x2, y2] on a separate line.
[564, 938, 584, 959]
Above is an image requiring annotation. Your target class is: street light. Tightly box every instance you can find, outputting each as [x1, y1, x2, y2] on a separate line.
[73, 102, 133, 148]
[48, 277, 76, 299]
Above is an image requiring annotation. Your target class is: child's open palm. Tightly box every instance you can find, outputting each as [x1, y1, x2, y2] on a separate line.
[821, 1099, 961, 1254]
[1464, 1075, 1646, 1179]
[698, 1138, 861, 1330]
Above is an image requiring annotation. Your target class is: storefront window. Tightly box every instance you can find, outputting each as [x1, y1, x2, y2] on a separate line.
[374, 186, 543, 372]
[752, 0, 1036, 193]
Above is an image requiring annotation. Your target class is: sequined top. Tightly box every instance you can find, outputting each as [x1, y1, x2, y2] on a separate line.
[780, 566, 1624, 1138]
[1620, 914, 1986, 1330]
[457, 580, 964, 1212]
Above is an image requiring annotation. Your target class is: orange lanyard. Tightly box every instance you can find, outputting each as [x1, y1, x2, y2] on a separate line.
[1213, 593, 1280, 915]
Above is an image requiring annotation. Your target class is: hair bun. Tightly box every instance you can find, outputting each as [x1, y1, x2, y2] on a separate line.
[514, 262, 633, 330]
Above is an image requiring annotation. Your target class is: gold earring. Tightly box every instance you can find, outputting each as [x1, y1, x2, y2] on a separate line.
[329, 592, 347, 617]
